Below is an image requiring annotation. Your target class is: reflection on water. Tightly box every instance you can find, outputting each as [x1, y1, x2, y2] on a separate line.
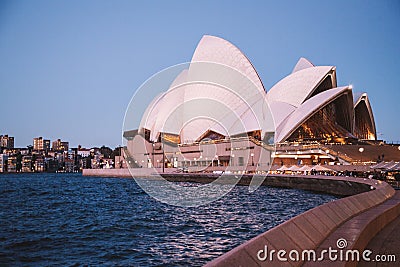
[0, 173, 337, 266]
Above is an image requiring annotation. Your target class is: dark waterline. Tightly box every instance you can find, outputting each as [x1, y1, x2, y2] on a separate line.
[0, 173, 337, 266]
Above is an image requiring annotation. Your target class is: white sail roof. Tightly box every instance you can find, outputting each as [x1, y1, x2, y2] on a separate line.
[267, 66, 334, 108]
[191, 35, 266, 95]
[140, 35, 273, 143]
[275, 86, 352, 142]
[292, 57, 315, 73]
[353, 91, 376, 139]
[135, 35, 374, 145]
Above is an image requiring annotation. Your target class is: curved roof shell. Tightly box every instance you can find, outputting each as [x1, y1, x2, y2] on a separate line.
[267, 65, 336, 108]
[275, 86, 354, 142]
[191, 35, 266, 95]
[292, 57, 315, 73]
[353, 92, 376, 140]
[140, 36, 273, 143]
[136, 35, 374, 145]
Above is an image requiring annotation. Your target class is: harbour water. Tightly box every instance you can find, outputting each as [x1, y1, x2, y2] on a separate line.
[0, 173, 337, 266]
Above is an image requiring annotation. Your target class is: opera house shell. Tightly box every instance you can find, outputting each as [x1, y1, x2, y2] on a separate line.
[124, 35, 376, 170]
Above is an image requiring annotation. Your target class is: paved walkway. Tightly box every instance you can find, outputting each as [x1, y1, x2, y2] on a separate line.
[359, 212, 400, 267]
[303, 192, 400, 267]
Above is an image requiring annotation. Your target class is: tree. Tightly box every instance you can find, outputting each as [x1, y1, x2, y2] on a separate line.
[111, 146, 121, 159]
[100, 146, 113, 158]
[31, 154, 37, 171]
[27, 145, 33, 154]
[16, 152, 22, 172]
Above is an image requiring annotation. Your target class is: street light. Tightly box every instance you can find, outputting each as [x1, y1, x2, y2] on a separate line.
[359, 147, 364, 164]
[152, 143, 155, 168]
[161, 133, 165, 173]
[251, 153, 254, 166]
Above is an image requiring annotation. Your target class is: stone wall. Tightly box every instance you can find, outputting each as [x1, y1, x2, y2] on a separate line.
[205, 179, 396, 266]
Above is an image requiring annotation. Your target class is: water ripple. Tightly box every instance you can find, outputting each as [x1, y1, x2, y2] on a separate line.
[0, 173, 337, 266]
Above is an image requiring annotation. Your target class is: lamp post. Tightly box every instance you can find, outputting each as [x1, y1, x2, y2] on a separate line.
[152, 143, 155, 168]
[162, 153, 165, 173]
[162, 136, 165, 173]
[251, 153, 254, 166]
[359, 147, 364, 164]
[231, 154, 235, 166]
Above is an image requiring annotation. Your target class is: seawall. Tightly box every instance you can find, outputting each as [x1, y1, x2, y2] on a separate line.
[83, 168, 371, 196]
[83, 168, 148, 178]
[205, 178, 398, 266]
[82, 168, 179, 178]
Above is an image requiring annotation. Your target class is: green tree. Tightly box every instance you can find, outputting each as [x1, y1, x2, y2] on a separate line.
[111, 146, 121, 159]
[16, 152, 22, 172]
[100, 146, 113, 158]
[31, 154, 37, 171]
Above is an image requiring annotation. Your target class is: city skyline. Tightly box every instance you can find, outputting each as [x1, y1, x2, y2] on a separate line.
[0, 133, 118, 150]
[1, 0, 399, 147]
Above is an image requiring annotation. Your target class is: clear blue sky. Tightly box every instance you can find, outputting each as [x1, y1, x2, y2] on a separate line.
[1, 0, 399, 148]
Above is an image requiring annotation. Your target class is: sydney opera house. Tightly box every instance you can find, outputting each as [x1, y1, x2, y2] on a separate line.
[123, 35, 381, 173]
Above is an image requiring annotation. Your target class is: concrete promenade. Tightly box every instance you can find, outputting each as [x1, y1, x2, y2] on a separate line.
[359, 210, 400, 267]
[205, 178, 399, 266]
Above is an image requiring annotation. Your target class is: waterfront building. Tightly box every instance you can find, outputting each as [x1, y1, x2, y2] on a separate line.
[1, 148, 29, 156]
[47, 151, 57, 158]
[0, 140, 110, 172]
[0, 154, 8, 172]
[22, 156, 32, 172]
[52, 139, 69, 152]
[90, 158, 100, 169]
[46, 157, 59, 172]
[65, 149, 76, 160]
[101, 158, 114, 169]
[33, 137, 50, 151]
[113, 147, 126, 169]
[77, 148, 91, 158]
[0, 135, 14, 149]
[79, 157, 91, 170]
[123, 35, 385, 171]
[19, 148, 30, 155]
[34, 156, 46, 172]
[64, 158, 75, 172]
[7, 156, 17, 172]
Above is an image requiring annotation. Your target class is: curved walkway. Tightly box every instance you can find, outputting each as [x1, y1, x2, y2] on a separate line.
[358, 208, 400, 267]
[205, 178, 399, 267]
[303, 191, 400, 267]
